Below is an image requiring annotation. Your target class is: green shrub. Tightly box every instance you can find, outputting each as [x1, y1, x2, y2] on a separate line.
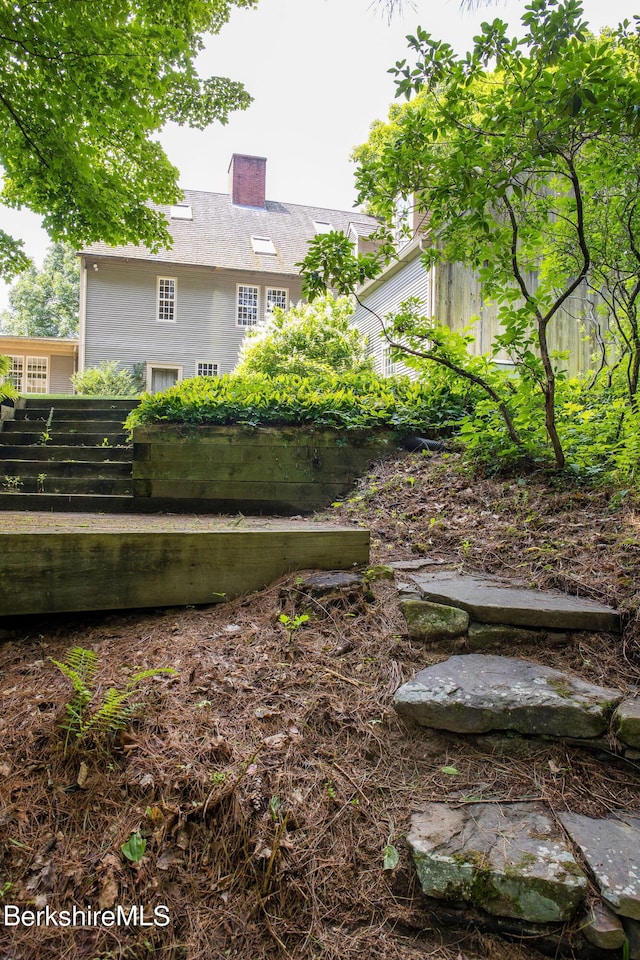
[234, 294, 373, 378]
[71, 360, 140, 397]
[124, 369, 465, 436]
[0, 354, 18, 402]
[457, 368, 640, 486]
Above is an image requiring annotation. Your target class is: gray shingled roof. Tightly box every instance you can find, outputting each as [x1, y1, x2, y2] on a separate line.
[82, 190, 380, 277]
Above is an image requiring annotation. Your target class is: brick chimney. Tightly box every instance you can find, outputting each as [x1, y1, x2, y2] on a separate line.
[228, 154, 267, 208]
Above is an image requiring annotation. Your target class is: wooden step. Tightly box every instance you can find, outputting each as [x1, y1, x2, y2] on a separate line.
[0, 492, 140, 513]
[0, 444, 132, 462]
[0, 430, 129, 446]
[1, 459, 131, 479]
[0, 476, 132, 496]
[0, 516, 370, 616]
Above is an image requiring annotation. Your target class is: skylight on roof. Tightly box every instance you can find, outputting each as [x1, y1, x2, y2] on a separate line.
[170, 204, 193, 220]
[313, 220, 333, 234]
[251, 236, 277, 255]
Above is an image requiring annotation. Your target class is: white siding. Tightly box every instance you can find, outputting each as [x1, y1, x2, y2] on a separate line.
[50, 355, 75, 394]
[353, 247, 431, 378]
[83, 259, 303, 381]
[354, 248, 604, 378]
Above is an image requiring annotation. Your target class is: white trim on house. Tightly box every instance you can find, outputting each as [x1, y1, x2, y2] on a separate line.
[157, 277, 177, 323]
[195, 361, 219, 377]
[25, 356, 49, 394]
[265, 287, 288, 317]
[146, 362, 183, 392]
[236, 283, 259, 326]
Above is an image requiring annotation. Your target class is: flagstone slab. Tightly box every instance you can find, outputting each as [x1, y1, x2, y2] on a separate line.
[614, 698, 640, 749]
[406, 570, 620, 632]
[400, 598, 469, 641]
[559, 813, 640, 920]
[408, 802, 587, 923]
[580, 901, 626, 950]
[394, 654, 623, 738]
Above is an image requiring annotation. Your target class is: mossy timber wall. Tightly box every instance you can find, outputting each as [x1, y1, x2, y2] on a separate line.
[132, 424, 395, 513]
[0, 520, 370, 616]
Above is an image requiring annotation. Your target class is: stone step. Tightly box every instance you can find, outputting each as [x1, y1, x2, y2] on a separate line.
[394, 654, 623, 739]
[559, 812, 640, 921]
[408, 802, 587, 924]
[408, 801, 640, 952]
[401, 569, 620, 633]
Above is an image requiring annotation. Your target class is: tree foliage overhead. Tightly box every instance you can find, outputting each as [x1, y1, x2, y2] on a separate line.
[302, 0, 640, 472]
[0, 0, 255, 279]
[234, 295, 373, 379]
[1, 242, 79, 338]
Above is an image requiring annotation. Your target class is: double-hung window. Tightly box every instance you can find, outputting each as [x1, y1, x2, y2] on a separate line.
[5, 355, 23, 390]
[25, 356, 48, 393]
[237, 284, 259, 326]
[265, 288, 288, 318]
[157, 277, 177, 322]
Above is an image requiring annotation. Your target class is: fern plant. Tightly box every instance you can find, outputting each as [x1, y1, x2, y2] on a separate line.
[51, 646, 176, 751]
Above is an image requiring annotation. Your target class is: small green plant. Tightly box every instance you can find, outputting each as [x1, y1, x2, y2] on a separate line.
[269, 795, 282, 821]
[278, 612, 310, 642]
[121, 830, 147, 863]
[51, 646, 177, 751]
[3, 475, 23, 491]
[382, 843, 400, 871]
[39, 406, 54, 444]
[37, 473, 46, 493]
[100, 437, 112, 447]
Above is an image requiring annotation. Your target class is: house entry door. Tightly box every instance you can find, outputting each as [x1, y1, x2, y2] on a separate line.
[149, 366, 180, 393]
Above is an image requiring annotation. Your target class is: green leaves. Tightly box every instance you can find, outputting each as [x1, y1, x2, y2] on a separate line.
[51, 646, 177, 751]
[234, 294, 373, 380]
[71, 361, 141, 397]
[2, 242, 79, 336]
[124, 368, 461, 436]
[0, 0, 254, 276]
[121, 831, 147, 863]
[382, 844, 400, 871]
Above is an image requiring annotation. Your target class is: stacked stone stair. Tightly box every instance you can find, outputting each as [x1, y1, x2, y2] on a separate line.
[391, 562, 640, 958]
[0, 397, 139, 511]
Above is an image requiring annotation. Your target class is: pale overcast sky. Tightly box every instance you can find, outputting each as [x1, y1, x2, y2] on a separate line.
[1, 0, 638, 309]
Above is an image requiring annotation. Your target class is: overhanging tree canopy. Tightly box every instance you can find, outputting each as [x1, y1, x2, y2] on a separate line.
[1, 242, 79, 338]
[0, 0, 255, 279]
[302, 0, 640, 469]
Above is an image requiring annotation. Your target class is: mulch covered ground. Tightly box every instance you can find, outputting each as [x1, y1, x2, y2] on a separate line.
[1, 449, 639, 960]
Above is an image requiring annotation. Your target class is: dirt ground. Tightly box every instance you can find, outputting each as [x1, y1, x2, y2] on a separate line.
[1, 449, 640, 960]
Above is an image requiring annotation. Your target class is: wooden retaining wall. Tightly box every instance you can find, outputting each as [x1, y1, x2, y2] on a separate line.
[132, 424, 395, 513]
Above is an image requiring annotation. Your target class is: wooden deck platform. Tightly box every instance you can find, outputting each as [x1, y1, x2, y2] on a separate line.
[0, 512, 369, 617]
